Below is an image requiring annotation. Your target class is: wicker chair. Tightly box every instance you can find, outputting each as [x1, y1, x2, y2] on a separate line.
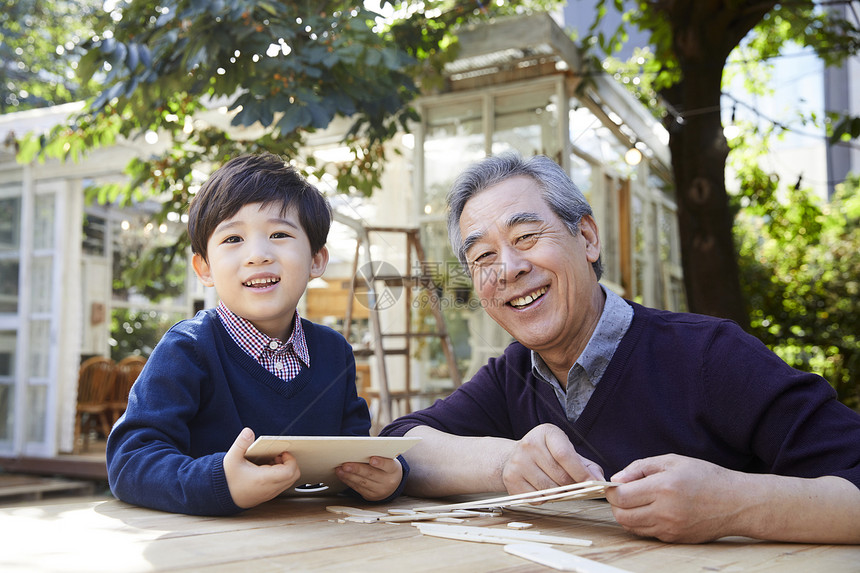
[109, 355, 147, 425]
[74, 356, 116, 453]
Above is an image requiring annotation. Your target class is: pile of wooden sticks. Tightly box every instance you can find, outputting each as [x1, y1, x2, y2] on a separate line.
[413, 480, 619, 512]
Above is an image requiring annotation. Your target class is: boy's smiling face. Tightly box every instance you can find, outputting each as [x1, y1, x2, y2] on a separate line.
[192, 201, 328, 340]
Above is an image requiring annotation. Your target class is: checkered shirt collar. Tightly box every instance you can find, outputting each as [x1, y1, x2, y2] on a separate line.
[216, 301, 310, 367]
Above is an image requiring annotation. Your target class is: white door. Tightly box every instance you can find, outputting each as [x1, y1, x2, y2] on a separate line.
[0, 185, 22, 454]
[10, 179, 73, 457]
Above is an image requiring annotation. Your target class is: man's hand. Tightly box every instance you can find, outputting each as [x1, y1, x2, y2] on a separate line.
[223, 427, 301, 509]
[502, 423, 604, 493]
[399, 425, 602, 498]
[606, 454, 749, 543]
[607, 453, 860, 544]
[336, 456, 403, 501]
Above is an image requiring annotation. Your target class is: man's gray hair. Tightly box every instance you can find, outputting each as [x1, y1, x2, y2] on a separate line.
[446, 152, 603, 279]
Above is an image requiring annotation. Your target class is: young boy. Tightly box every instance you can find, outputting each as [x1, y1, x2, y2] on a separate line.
[106, 153, 406, 515]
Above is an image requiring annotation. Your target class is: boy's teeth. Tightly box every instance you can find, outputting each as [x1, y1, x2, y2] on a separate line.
[245, 277, 278, 286]
[510, 287, 547, 308]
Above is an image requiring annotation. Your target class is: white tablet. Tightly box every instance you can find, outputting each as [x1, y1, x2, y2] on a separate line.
[244, 435, 420, 496]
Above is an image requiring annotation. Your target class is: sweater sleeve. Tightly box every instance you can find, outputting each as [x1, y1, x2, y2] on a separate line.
[381, 343, 543, 440]
[106, 328, 243, 516]
[701, 321, 860, 489]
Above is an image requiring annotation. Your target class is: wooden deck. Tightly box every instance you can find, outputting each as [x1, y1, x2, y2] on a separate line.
[0, 474, 96, 504]
[0, 438, 108, 504]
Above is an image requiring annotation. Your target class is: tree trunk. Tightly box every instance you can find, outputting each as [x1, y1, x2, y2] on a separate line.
[662, 76, 748, 327]
[655, 0, 778, 328]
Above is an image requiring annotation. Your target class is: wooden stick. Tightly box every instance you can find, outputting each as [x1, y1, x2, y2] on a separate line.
[325, 506, 387, 518]
[345, 511, 482, 524]
[414, 481, 619, 512]
[414, 523, 593, 547]
[503, 484, 610, 506]
[505, 543, 633, 572]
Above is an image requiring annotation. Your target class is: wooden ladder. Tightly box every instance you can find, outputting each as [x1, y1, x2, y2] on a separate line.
[343, 226, 462, 428]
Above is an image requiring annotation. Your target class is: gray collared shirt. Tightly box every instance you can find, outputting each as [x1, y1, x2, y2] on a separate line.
[531, 285, 633, 422]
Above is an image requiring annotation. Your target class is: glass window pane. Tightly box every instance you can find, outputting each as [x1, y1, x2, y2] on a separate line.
[569, 103, 630, 174]
[33, 193, 55, 250]
[0, 330, 14, 377]
[28, 319, 51, 380]
[29, 255, 53, 314]
[651, 173, 679, 266]
[492, 88, 561, 159]
[0, 195, 21, 251]
[631, 194, 647, 304]
[26, 384, 46, 442]
[570, 153, 594, 203]
[0, 260, 18, 313]
[423, 100, 485, 217]
[82, 213, 108, 256]
[0, 384, 11, 441]
[0, 194, 21, 315]
[0, 330, 15, 441]
[416, 221, 472, 385]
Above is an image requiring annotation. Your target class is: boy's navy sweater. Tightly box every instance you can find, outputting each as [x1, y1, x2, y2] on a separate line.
[107, 309, 385, 515]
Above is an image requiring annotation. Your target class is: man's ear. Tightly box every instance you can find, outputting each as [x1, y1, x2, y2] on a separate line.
[192, 253, 215, 287]
[309, 246, 329, 279]
[579, 215, 601, 263]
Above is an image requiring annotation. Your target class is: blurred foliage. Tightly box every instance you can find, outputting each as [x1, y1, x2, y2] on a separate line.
[584, 1, 860, 323]
[110, 308, 185, 360]
[734, 157, 860, 410]
[18, 0, 559, 198]
[591, 2, 860, 406]
[0, 0, 102, 112]
[110, 213, 188, 302]
[589, 1, 860, 90]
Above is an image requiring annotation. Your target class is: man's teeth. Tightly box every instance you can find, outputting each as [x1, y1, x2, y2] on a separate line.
[244, 277, 279, 287]
[510, 287, 547, 308]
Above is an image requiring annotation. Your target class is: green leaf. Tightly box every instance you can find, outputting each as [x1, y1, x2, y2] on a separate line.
[231, 103, 261, 127]
[276, 105, 311, 135]
[844, 193, 860, 220]
[259, 2, 278, 16]
[126, 43, 139, 71]
[306, 102, 334, 129]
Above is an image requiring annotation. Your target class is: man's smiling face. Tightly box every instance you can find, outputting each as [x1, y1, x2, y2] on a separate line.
[459, 176, 603, 364]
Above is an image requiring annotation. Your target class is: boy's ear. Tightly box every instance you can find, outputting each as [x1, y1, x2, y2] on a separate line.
[192, 253, 215, 287]
[309, 246, 329, 279]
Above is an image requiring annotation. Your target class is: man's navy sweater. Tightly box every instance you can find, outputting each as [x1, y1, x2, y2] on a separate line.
[382, 302, 860, 489]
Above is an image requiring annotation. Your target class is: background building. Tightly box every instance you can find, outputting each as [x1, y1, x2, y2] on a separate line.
[0, 13, 679, 459]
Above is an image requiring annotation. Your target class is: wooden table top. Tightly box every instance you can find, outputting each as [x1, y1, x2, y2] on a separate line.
[1, 493, 858, 572]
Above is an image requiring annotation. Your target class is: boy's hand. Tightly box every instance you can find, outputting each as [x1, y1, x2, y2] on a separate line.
[223, 427, 301, 509]
[336, 456, 403, 501]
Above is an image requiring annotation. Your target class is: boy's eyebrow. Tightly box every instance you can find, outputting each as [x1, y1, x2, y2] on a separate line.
[462, 211, 544, 256]
[267, 217, 300, 229]
[214, 216, 300, 233]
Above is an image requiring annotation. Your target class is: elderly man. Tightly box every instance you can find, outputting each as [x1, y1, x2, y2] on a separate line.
[381, 152, 860, 543]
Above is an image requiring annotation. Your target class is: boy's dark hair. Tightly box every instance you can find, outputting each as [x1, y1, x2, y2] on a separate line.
[188, 153, 332, 261]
